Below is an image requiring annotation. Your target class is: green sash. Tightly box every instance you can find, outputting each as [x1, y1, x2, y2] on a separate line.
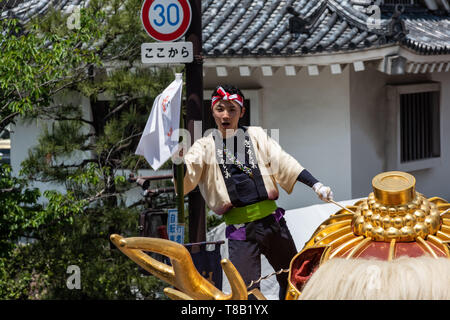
[224, 199, 277, 225]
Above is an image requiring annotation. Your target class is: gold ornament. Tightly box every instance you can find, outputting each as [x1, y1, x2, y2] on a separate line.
[109, 235, 248, 300]
[352, 172, 441, 241]
[286, 171, 450, 300]
[109, 171, 450, 301]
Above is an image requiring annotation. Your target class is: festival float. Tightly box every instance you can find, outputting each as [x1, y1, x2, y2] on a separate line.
[110, 171, 450, 300]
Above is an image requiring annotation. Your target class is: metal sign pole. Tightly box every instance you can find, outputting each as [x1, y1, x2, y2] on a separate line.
[185, 0, 206, 243]
[139, 0, 194, 242]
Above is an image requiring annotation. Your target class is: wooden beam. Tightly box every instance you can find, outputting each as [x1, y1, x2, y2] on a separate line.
[428, 63, 437, 73]
[205, 45, 403, 68]
[330, 63, 342, 74]
[353, 61, 365, 72]
[284, 65, 297, 76]
[261, 65, 273, 76]
[445, 62, 450, 72]
[413, 63, 421, 74]
[420, 64, 428, 73]
[239, 66, 251, 77]
[307, 65, 320, 76]
[216, 66, 228, 77]
[406, 63, 415, 73]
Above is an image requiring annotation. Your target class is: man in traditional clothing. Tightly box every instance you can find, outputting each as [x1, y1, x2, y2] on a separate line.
[174, 85, 333, 299]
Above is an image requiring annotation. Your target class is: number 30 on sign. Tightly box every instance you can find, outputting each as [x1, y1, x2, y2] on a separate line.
[141, 0, 192, 42]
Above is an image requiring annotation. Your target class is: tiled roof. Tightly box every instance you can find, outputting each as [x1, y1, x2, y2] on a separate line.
[202, 0, 450, 56]
[1, 0, 89, 23]
[402, 12, 450, 54]
[2, 0, 450, 57]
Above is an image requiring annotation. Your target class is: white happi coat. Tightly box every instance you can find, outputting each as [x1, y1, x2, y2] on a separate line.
[178, 126, 305, 215]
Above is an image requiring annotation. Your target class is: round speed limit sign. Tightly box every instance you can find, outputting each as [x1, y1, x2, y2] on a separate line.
[141, 0, 192, 42]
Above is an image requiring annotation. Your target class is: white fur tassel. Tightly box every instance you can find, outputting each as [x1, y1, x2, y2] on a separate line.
[299, 256, 450, 300]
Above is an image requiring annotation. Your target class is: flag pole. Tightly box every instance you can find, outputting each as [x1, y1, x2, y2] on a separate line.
[176, 75, 185, 225]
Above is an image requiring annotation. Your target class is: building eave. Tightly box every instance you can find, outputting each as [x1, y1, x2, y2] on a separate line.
[203, 44, 450, 76]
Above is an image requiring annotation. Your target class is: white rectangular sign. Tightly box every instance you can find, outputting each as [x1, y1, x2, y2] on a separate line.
[141, 42, 193, 64]
[167, 209, 185, 244]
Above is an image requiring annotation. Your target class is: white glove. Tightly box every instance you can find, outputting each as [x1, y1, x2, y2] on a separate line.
[171, 143, 187, 165]
[312, 182, 334, 202]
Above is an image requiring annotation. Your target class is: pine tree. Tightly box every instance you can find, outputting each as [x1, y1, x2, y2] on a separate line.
[1, 0, 183, 299]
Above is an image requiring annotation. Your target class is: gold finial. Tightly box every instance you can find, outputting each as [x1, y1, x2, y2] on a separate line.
[353, 171, 441, 241]
[372, 171, 415, 205]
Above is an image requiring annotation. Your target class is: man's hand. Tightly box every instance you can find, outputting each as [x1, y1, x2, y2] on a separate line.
[312, 182, 334, 202]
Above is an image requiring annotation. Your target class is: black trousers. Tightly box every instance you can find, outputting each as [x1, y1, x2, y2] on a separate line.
[228, 214, 298, 300]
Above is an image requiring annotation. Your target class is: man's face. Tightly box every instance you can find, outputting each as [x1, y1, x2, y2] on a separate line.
[212, 100, 245, 135]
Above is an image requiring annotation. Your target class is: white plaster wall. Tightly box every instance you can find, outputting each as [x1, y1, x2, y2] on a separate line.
[204, 66, 353, 210]
[349, 66, 387, 198]
[11, 91, 92, 176]
[10, 91, 93, 196]
[349, 67, 450, 201]
[11, 117, 45, 176]
[415, 71, 450, 201]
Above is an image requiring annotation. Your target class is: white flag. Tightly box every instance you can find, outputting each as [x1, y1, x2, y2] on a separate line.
[135, 73, 183, 170]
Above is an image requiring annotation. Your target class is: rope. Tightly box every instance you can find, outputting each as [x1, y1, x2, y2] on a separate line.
[246, 268, 289, 289]
[441, 208, 450, 216]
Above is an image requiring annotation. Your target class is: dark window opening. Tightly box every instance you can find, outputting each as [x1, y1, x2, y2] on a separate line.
[400, 91, 440, 163]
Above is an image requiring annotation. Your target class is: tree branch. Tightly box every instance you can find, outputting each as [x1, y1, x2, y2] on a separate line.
[53, 116, 95, 126]
[105, 131, 142, 165]
[0, 111, 20, 132]
[103, 96, 138, 121]
[50, 159, 98, 170]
